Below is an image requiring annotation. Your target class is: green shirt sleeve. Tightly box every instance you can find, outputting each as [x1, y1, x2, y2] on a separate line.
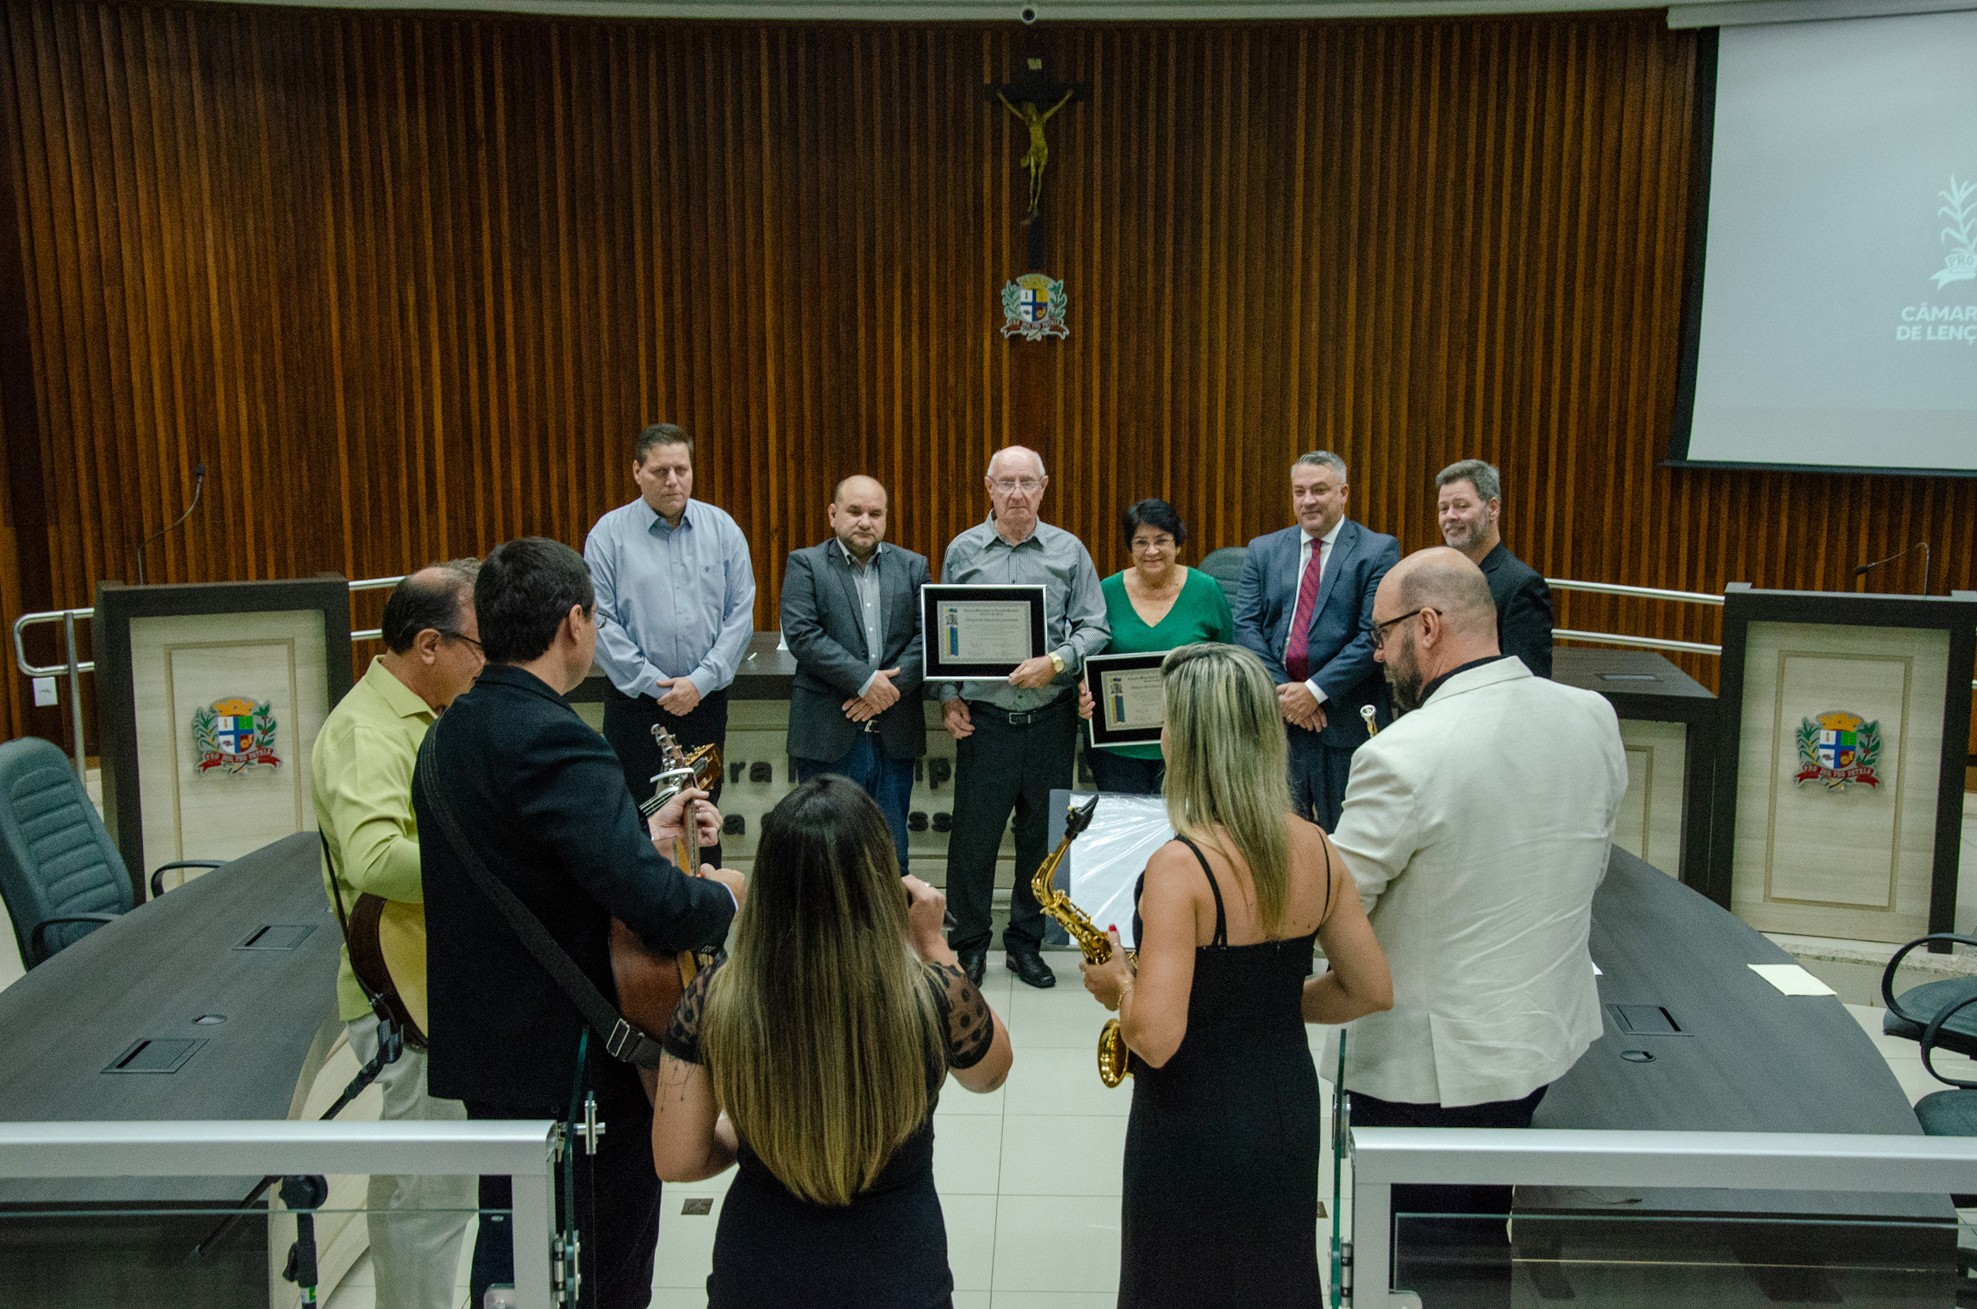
[318, 720, 426, 905]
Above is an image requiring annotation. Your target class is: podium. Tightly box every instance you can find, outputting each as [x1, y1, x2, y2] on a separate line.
[93, 579, 352, 899]
[1703, 586, 1975, 943]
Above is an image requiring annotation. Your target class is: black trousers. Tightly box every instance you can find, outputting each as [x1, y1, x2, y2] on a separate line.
[601, 682, 728, 867]
[944, 697, 1077, 955]
[1287, 728, 1355, 832]
[465, 1074, 660, 1309]
[1349, 1084, 1549, 1309]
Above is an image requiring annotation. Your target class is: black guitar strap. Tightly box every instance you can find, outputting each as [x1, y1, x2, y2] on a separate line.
[414, 729, 664, 1071]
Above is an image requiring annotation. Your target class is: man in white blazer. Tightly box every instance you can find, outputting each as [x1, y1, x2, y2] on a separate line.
[1328, 547, 1625, 1298]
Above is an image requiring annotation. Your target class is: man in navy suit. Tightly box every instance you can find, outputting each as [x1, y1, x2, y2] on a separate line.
[1234, 451, 1401, 831]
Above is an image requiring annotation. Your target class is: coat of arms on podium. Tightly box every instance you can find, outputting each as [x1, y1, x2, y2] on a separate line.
[1793, 710, 1882, 791]
[1001, 273, 1068, 341]
[193, 696, 281, 774]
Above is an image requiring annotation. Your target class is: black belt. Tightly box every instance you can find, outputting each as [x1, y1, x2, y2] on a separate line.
[968, 697, 1071, 727]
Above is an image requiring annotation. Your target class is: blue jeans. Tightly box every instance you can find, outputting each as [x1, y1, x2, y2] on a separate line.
[793, 733, 915, 873]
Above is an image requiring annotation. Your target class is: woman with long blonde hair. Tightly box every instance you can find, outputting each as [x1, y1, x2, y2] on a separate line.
[652, 776, 1011, 1307]
[1082, 642, 1392, 1308]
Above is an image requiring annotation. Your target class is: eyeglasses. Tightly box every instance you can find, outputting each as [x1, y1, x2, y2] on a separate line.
[1370, 608, 1429, 652]
[989, 477, 1045, 493]
[1131, 536, 1176, 553]
[440, 630, 483, 656]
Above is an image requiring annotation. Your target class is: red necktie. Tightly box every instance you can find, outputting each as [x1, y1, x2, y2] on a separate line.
[1284, 537, 1323, 683]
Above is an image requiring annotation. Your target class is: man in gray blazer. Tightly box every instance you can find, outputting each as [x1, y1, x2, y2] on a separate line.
[1234, 451, 1400, 831]
[779, 474, 931, 871]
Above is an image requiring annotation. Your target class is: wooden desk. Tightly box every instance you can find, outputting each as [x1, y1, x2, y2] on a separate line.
[0, 832, 341, 1305]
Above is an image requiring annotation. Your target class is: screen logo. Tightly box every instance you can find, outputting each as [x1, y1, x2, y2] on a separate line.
[1931, 175, 1976, 290]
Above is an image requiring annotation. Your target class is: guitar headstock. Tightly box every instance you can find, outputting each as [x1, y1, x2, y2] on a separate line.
[642, 726, 723, 818]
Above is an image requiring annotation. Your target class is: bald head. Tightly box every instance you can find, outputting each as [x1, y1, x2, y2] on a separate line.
[1384, 548, 1497, 638]
[828, 474, 889, 560]
[1372, 548, 1500, 712]
[985, 445, 1049, 543]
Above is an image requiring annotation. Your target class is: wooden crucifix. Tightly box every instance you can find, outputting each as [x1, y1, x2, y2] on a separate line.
[985, 54, 1085, 272]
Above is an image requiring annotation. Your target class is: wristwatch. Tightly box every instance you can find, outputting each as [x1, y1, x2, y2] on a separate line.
[1047, 651, 1067, 676]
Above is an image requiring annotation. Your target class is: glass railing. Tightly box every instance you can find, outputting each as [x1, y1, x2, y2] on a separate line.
[0, 1119, 558, 1308]
[1340, 1126, 1977, 1308]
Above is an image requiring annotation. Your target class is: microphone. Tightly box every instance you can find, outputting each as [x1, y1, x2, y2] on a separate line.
[135, 461, 206, 586]
[1853, 541, 1930, 595]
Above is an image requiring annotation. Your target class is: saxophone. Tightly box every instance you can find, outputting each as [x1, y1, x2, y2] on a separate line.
[1359, 704, 1379, 737]
[1030, 795, 1133, 1087]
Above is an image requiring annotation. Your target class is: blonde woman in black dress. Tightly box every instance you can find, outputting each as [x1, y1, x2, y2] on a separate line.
[652, 776, 1012, 1307]
[1082, 643, 1392, 1308]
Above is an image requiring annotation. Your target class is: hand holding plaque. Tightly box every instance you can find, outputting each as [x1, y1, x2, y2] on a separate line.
[921, 584, 1048, 680]
[1084, 652, 1168, 748]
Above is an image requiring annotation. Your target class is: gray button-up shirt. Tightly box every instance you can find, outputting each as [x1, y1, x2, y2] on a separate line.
[584, 497, 757, 699]
[936, 515, 1109, 711]
[839, 539, 888, 696]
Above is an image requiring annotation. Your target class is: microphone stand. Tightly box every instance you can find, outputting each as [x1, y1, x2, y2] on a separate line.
[135, 462, 205, 585]
[1852, 542, 1931, 596]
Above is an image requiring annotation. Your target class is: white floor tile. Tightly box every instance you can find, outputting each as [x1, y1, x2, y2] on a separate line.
[942, 1193, 1000, 1291]
[997, 1114, 1128, 1197]
[651, 1287, 707, 1309]
[651, 1187, 722, 1289]
[989, 1193, 1123, 1294]
[1005, 985, 1121, 1050]
[1002, 1046, 1134, 1117]
[992, 1294, 1119, 1309]
[934, 1113, 1006, 1195]
[937, 1075, 1008, 1117]
[951, 1292, 993, 1309]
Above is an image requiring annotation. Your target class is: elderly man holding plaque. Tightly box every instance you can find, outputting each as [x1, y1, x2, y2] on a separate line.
[935, 445, 1108, 989]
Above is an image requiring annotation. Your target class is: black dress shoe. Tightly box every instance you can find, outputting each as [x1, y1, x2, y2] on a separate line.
[957, 946, 987, 987]
[1006, 948, 1057, 989]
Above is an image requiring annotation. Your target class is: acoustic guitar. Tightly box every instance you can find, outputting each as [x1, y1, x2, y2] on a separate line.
[610, 724, 723, 1100]
[348, 726, 720, 1070]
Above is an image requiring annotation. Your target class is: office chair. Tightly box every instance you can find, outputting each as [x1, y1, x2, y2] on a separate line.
[1882, 933, 1977, 1060]
[1196, 546, 1248, 596]
[0, 736, 220, 968]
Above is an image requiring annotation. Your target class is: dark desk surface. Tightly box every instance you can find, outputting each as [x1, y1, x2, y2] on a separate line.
[0, 832, 338, 1205]
[572, 631, 797, 703]
[1551, 647, 1715, 722]
[1534, 846, 1940, 1221]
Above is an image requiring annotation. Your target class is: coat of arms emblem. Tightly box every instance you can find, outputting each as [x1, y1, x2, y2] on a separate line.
[1000, 272, 1069, 341]
[1793, 710, 1882, 791]
[193, 696, 281, 774]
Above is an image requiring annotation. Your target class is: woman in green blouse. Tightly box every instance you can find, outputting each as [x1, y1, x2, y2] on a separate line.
[1087, 499, 1235, 794]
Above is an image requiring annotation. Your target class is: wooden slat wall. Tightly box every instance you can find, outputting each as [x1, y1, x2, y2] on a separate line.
[3, 2, 1975, 749]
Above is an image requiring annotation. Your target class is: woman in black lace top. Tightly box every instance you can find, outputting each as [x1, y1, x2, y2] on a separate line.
[651, 776, 1012, 1308]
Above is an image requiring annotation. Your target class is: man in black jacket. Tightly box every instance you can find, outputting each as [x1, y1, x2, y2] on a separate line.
[416, 536, 743, 1309]
[1434, 459, 1554, 678]
[779, 474, 930, 872]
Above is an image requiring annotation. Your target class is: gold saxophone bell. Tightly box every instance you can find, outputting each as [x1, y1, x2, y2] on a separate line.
[1031, 796, 1134, 1088]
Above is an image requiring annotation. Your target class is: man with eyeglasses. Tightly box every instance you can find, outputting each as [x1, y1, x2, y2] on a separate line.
[1233, 450, 1399, 831]
[935, 445, 1109, 989]
[1326, 547, 1625, 1305]
[310, 561, 483, 1309]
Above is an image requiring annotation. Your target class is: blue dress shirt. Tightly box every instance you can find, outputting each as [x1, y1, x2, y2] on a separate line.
[584, 497, 757, 700]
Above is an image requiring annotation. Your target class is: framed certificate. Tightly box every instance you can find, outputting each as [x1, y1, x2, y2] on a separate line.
[1084, 651, 1168, 747]
[921, 584, 1048, 680]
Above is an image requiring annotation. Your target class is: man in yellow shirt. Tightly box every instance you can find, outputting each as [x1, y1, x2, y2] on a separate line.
[312, 562, 483, 1309]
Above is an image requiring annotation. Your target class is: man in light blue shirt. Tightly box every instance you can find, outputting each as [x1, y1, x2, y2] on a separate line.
[585, 423, 756, 863]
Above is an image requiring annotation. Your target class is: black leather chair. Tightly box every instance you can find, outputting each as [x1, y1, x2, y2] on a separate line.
[1197, 546, 1248, 597]
[1882, 933, 1977, 1060]
[0, 736, 220, 968]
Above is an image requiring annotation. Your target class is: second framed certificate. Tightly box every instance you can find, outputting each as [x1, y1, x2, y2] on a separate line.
[1084, 652, 1168, 748]
[922, 584, 1047, 680]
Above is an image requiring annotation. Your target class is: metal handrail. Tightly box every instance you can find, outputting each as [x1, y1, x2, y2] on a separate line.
[1349, 1127, 1977, 1308]
[0, 1118, 558, 1306]
[1549, 578, 1726, 606]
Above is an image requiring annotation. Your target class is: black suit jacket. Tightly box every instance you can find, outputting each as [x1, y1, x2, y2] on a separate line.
[779, 540, 931, 763]
[415, 664, 736, 1109]
[1478, 541, 1554, 679]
